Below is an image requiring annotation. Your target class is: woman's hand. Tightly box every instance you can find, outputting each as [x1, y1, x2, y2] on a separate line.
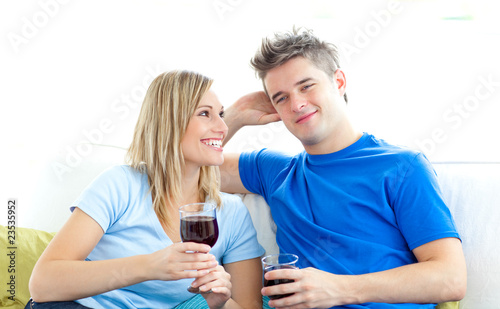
[147, 242, 218, 281]
[193, 264, 233, 309]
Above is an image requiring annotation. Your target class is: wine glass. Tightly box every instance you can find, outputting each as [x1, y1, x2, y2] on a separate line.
[262, 253, 299, 299]
[179, 202, 219, 293]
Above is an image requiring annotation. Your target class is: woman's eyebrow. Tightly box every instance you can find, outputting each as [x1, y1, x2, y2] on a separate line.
[196, 105, 213, 110]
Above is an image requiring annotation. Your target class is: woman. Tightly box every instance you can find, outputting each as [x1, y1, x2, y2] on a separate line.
[27, 71, 265, 308]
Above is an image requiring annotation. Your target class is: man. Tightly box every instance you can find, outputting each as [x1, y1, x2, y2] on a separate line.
[220, 28, 466, 308]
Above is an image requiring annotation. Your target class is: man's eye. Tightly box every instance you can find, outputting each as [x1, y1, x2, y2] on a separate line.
[276, 96, 287, 104]
[303, 84, 313, 90]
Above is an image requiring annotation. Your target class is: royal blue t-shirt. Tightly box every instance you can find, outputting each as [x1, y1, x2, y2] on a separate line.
[239, 133, 459, 309]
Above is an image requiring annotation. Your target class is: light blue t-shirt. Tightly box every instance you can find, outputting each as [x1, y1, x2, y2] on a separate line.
[71, 165, 264, 309]
[240, 133, 460, 309]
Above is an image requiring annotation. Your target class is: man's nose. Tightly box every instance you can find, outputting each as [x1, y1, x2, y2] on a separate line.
[290, 94, 307, 113]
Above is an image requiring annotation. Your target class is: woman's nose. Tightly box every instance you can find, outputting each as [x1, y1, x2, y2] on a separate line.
[216, 114, 228, 135]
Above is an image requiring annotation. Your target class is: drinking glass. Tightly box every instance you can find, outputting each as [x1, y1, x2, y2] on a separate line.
[179, 202, 219, 293]
[262, 253, 299, 299]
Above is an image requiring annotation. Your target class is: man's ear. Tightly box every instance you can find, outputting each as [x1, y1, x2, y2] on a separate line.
[334, 68, 346, 97]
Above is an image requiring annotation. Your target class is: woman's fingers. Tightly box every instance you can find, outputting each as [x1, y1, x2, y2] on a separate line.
[174, 242, 212, 254]
[148, 242, 218, 281]
[191, 265, 231, 291]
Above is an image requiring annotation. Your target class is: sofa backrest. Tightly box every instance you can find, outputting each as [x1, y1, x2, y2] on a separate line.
[433, 163, 500, 308]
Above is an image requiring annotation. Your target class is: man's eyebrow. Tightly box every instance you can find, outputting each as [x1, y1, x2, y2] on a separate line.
[296, 77, 314, 86]
[270, 78, 315, 102]
[271, 91, 283, 102]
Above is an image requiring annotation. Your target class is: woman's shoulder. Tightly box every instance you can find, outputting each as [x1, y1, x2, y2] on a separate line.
[101, 164, 146, 180]
[88, 165, 148, 195]
[220, 192, 246, 208]
[217, 193, 250, 220]
[96, 164, 131, 177]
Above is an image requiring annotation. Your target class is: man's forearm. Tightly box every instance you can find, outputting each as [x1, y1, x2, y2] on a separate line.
[343, 259, 466, 305]
[222, 91, 280, 146]
[265, 238, 466, 308]
[335, 238, 467, 306]
[222, 105, 244, 146]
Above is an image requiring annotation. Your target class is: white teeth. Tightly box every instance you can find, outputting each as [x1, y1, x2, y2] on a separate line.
[203, 139, 222, 148]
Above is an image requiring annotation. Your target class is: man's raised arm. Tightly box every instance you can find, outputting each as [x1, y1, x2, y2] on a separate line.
[220, 91, 280, 193]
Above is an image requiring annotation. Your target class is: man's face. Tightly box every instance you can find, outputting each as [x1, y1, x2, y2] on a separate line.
[264, 56, 347, 154]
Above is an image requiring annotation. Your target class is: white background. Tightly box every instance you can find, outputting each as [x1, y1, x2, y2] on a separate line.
[1, 0, 499, 229]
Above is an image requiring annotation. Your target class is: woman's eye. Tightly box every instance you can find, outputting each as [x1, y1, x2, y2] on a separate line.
[199, 111, 209, 117]
[219, 111, 225, 118]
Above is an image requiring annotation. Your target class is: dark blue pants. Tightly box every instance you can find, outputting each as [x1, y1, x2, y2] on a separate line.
[25, 299, 92, 309]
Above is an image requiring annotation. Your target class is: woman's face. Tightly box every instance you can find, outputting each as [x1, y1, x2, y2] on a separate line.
[181, 90, 228, 170]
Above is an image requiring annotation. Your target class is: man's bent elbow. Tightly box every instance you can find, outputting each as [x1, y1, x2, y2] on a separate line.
[444, 271, 467, 301]
[451, 279, 467, 301]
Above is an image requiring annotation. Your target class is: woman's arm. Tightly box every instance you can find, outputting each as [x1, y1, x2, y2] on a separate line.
[29, 207, 217, 302]
[194, 257, 263, 309]
[225, 258, 263, 309]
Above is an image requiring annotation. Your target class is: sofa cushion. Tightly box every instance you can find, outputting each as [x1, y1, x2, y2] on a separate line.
[0, 226, 56, 308]
[433, 163, 500, 308]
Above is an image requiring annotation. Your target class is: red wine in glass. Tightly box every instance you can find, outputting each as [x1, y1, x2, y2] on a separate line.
[180, 215, 219, 247]
[263, 265, 297, 299]
[262, 253, 299, 300]
[179, 202, 218, 294]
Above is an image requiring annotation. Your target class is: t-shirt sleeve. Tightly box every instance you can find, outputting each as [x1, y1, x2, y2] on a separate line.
[239, 149, 291, 199]
[71, 166, 130, 233]
[220, 195, 265, 264]
[393, 153, 460, 250]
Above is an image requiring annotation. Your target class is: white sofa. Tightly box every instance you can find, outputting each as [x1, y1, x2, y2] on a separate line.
[15, 158, 500, 309]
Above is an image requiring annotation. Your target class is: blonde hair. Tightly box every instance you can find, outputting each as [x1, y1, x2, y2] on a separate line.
[126, 70, 222, 227]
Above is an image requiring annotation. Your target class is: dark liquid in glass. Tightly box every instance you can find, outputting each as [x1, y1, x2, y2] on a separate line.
[180, 216, 219, 247]
[264, 265, 296, 300]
